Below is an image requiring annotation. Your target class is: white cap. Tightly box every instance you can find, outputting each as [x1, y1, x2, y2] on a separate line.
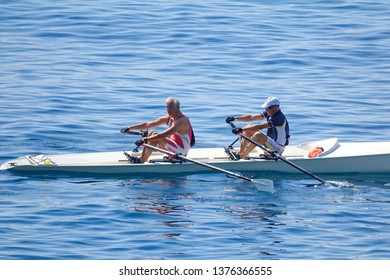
[260, 96, 280, 109]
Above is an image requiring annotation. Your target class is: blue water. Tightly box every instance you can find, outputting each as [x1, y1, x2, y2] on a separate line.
[0, 0, 389, 259]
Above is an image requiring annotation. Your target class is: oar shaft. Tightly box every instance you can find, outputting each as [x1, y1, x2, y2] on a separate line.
[243, 134, 328, 184]
[120, 129, 147, 136]
[142, 143, 252, 182]
[228, 121, 330, 185]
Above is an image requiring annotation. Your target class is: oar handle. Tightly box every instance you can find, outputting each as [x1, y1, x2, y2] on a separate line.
[227, 121, 236, 129]
[120, 128, 148, 137]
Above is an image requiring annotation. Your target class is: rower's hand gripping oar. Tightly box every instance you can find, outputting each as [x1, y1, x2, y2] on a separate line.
[120, 129, 149, 152]
[227, 120, 337, 187]
[132, 138, 274, 192]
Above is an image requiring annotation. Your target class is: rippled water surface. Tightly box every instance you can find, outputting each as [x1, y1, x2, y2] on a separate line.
[0, 0, 389, 259]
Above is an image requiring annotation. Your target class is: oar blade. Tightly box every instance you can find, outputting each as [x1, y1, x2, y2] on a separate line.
[252, 179, 275, 193]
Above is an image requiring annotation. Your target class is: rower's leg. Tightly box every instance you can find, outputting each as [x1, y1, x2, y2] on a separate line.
[238, 129, 255, 155]
[239, 131, 267, 159]
[139, 131, 159, 163]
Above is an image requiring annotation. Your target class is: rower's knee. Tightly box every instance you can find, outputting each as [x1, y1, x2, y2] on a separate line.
[157, 139, 167, 149]
[146, 130, 159, 144]
[253, 131, 267, 143]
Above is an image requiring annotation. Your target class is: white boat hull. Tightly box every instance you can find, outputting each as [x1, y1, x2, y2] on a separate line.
[1, 138, 390, 175]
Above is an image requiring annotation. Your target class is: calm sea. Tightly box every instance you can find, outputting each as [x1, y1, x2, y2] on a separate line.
[0, 0, 389, 259]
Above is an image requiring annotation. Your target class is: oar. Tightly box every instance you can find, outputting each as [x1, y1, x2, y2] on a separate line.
[227, 121, 337, 187]
[120, 128, 148, 137]
[137, 140, 274, 192]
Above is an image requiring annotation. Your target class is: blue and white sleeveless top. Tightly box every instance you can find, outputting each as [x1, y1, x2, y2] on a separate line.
[262, 110, 290, 146]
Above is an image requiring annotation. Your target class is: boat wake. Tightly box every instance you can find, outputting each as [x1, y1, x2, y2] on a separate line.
[327, 180, 357, 189]
[294, 179, 356, 189]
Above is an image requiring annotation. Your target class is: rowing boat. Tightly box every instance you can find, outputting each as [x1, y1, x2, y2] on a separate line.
[1, 138, 390, 175]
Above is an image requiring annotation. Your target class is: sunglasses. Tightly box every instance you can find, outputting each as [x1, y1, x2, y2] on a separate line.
[266, 105, 277, 110]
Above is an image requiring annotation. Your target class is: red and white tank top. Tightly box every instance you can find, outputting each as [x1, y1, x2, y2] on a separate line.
[167, 115, 194, 149]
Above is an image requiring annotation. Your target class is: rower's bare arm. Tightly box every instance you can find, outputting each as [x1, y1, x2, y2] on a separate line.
[126, 116, 169, 131]
[243, 121, 270, 132]
[149, 118, 186, 141]
[235, 114, 263, 122]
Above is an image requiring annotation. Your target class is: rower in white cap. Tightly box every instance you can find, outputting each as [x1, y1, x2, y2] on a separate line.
[225, 96, 290, 160]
